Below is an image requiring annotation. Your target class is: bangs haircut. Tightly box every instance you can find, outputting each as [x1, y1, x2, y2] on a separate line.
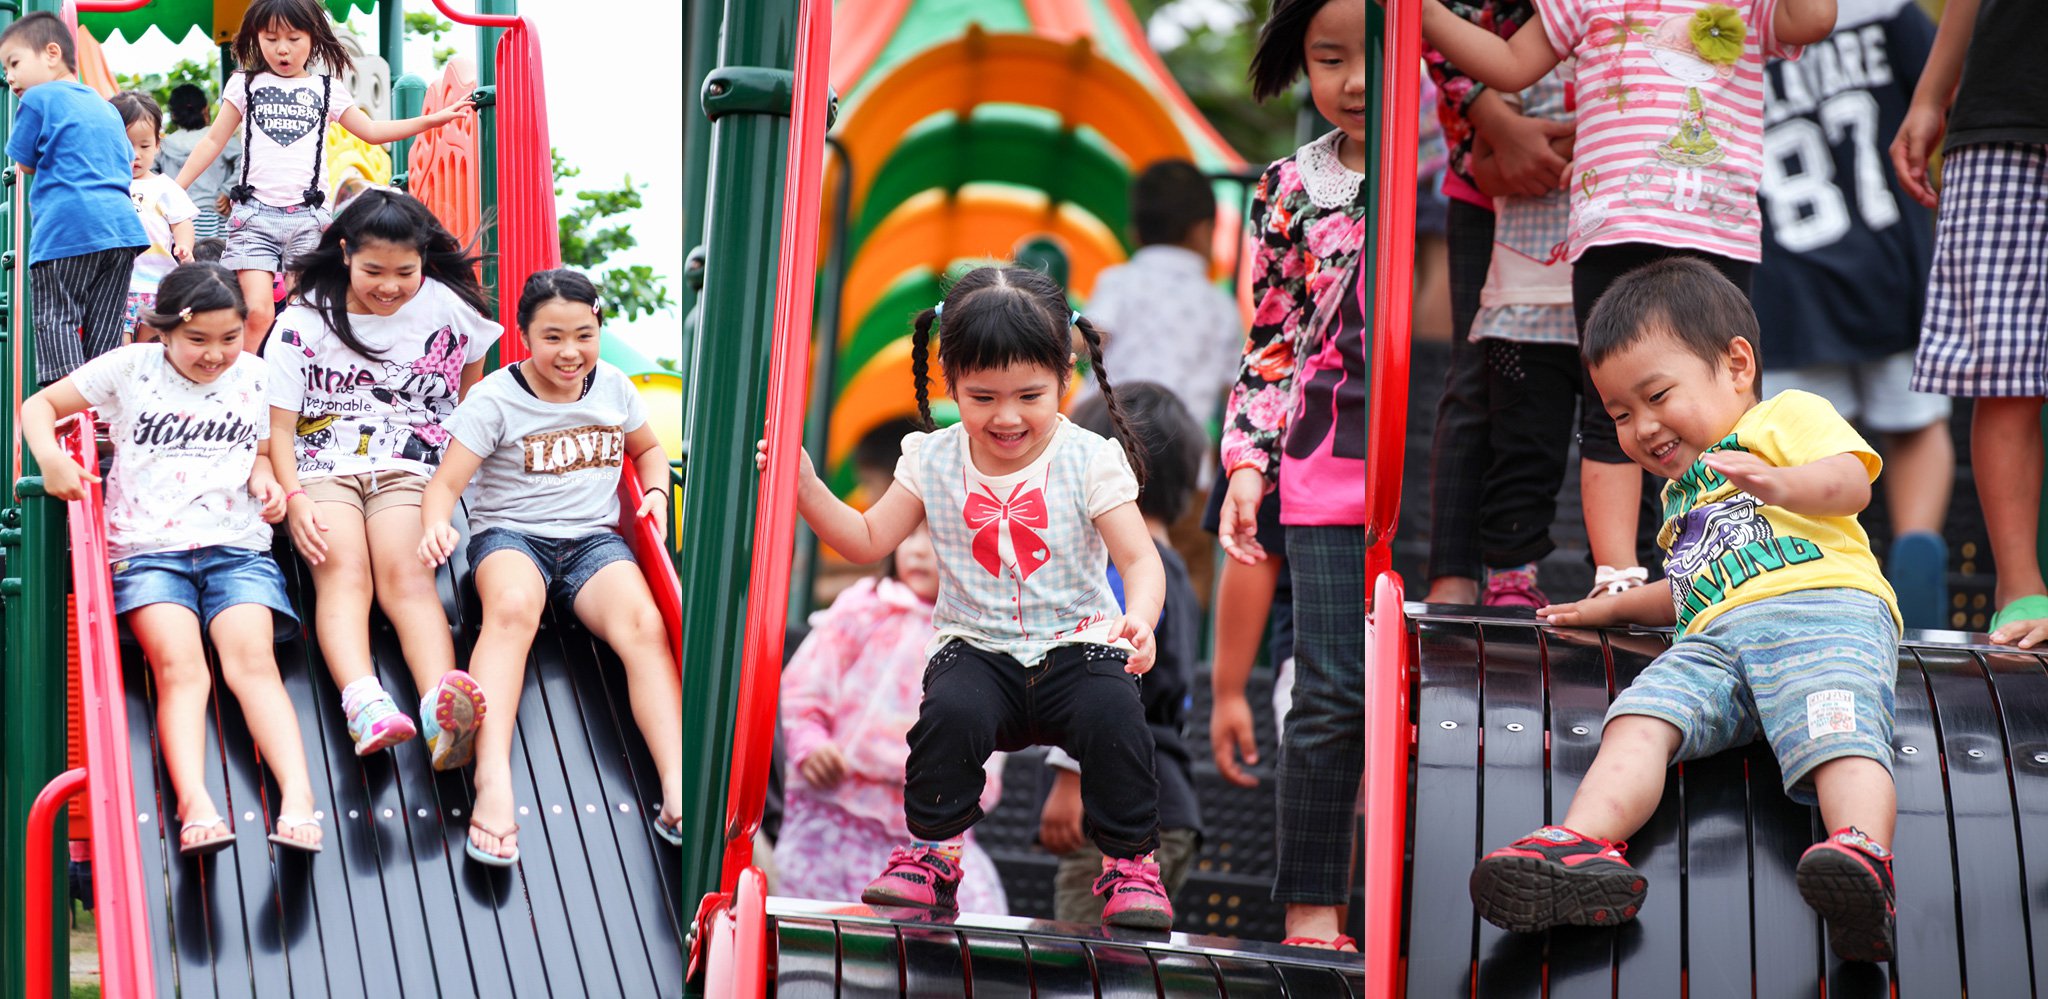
[291, 188, 485, 361]
[1, 12, 75, 71]
[234, 0, 354, 76]
[1582, 257, 1759, 369]
[109, 90, 162, 134]
[140, 262, 247, 334]
[1248, 0, 1333, 102]
[934, 272, 1071, 388]
[1131, 159, 1217, 247]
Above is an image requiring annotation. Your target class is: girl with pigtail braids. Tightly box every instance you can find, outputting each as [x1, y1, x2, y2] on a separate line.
[761, 264, 1175, 928]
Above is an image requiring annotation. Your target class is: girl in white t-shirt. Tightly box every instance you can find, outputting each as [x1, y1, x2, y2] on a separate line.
[172, 0, 473, 345]
[759, 265, 1175, 928]
[419, 269, 679, 867]
[20, 262, 322, 856]
[109, 91, 197, 343]
[268, 189, 501, 776]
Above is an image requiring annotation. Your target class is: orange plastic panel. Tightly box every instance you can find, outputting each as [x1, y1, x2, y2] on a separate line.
[407, 58, 482, 247]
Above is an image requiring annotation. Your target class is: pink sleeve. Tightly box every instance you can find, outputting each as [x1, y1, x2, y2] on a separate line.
[778, 604, 859, 767]
[1750, 0, 1805, 60]
[1536, 0, 1584, 61]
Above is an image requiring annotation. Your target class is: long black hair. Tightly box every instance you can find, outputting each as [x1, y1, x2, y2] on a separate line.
[139, 263, 247, 335]
[233, 0, 353, 76]
[1249, 0, 1338, 102]
[290, 188, 487, 361]
[908, 265, 1144, 485]
[515, 268, 602, 331]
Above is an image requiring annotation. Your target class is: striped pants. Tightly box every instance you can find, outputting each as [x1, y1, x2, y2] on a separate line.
[32, 246, 140, 385]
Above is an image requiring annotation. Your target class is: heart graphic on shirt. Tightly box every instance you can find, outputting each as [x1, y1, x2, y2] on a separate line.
[248, 86, 323, 147]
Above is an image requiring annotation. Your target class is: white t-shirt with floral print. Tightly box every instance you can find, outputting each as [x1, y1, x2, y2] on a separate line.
[71, 344, 273, 560]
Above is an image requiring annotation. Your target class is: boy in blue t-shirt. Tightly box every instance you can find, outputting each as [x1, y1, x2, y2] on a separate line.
[1, 12, 147, 385]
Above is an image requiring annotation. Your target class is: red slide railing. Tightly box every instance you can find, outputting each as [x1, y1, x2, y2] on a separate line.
[430, 0, 559, 364]
[618, 461, 683, 668]
[1363, 1, 1421, 993]
[700, 0, 833, 995]
[25, 416, 156, 998]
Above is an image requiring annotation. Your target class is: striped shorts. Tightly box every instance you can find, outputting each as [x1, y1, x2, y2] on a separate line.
[31, 245, 141, 386]
[1912, 142, 2048, 398]
[1605, 588, 1898, 805]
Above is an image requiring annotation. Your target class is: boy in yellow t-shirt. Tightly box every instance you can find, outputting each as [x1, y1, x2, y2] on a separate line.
[1467, 258, 1903, 965]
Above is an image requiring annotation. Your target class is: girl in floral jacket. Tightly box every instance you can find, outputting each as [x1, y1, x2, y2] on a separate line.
[773, 524, 1008, 913]
[1213, 0, 1368, 953]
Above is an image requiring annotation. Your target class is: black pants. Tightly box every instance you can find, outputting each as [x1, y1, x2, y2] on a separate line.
[1572, 243, 1755, 567]
[905, 640, 1160, 858]
[1479, 340, 1583, 567]
[1425, 200, 1497, 582]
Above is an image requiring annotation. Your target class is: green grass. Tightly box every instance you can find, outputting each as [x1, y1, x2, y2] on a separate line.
[69, 900, 100, 999]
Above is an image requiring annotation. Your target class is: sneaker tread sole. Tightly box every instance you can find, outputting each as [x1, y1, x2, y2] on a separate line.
[860, 883, 956, 911]
[1796, 850, 1894, 963]
[1469, 855, 1646, 934]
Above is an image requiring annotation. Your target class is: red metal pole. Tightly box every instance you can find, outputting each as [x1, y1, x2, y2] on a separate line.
[72, 0, 153, 11]
[718, 0, 833, 897]
[730, 865, 769, 998]
[1363, 574, 1411, 992]
[426, 0, 521, 29]
[24, 768, 88, 999]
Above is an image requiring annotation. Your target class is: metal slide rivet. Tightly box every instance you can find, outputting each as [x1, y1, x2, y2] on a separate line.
[619, 803, 631, 813]
[520, 806, 531, 816]
[1506, 723, 1524, 732]
[1900, 746, 1917, 755]
[1571, 726, 1589, 736]
[1439, 720, 1457, 730]
[1969, 749, 1985, 758]
[349, 810, 359, 819]
[244, 811, 256, 822]
[383, 809, 394, 819]
[137, 814, 150, 824]
[314, 811, 324, 821]
[586, 804, 597, 814]
[552, 805, 563, 815]
[417, 809, 429, 818]
[2035, 754, 2047, 765]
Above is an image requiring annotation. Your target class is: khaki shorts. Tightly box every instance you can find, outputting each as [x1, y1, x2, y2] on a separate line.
[302, 470, 428, 519]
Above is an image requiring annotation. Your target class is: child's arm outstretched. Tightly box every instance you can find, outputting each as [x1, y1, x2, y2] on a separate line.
[625, 425, 671, 542]
[756, 441, 926, 564]
[1541, 577, 1677, 629]
[1096, 501, 1163, 674]
[174, 102, 241, 192]
[336, 99, 475, 146]
[1701, 451, 1871, 518]
[19, 381, 99, 500]
[418, 440, 486, 566]
[1420, 2, 1561, 94]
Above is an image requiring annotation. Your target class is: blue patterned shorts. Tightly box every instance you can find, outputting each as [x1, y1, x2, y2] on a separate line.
[1605, 588, 1898, 804]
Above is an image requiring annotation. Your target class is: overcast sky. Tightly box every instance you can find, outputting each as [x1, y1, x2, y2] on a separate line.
[101, 0, 685, 363]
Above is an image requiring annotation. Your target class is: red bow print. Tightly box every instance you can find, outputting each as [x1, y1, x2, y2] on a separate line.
[963, 483, 1050, 580]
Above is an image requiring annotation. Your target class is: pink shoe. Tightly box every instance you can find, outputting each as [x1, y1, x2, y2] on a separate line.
[1095, 856, 1175, 930]
[860, 847, 962, 911]
[346, 690, 417, 756]
[1483, 565, 1547, 609]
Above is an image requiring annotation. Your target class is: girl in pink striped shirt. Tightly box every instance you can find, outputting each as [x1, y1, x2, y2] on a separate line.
[1424, 0, 1836, 593]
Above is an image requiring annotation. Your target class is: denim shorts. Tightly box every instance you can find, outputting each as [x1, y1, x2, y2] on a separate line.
[222, 201, 330, 273]
[468, 527, 636, 606]
[1606, 588, 1899, 804]
[111, 545, 299, 642]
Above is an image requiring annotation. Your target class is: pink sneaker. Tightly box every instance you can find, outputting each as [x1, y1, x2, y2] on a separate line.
[1483, 565, 1547, 609]
[860, 847, 962, 911]
[1095, 856, 1175, 930]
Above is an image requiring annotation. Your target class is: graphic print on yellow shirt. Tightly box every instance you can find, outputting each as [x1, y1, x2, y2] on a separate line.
[1657, 390, 1901, 635]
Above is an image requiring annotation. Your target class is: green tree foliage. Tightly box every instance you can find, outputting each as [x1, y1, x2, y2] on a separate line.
[114, 55, 220, 126]
[404, 10, 459, 68]
[554, 151, 674, 324]
[1137, 0, 1299, 164]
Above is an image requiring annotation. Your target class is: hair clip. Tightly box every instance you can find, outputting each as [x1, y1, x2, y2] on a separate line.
[1069, 309, 1081, 327]
[932, 301, 944, 317]
[178, 306, 193, 321]
[591, 298, 603, 315]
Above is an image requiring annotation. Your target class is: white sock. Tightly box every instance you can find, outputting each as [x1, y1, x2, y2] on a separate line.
[341, 676, 385, 713]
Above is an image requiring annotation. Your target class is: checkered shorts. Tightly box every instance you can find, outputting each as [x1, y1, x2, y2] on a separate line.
[1913, 142, 2048, 398]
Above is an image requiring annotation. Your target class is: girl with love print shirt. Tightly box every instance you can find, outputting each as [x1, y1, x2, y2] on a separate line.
[419, 269, 681, 867]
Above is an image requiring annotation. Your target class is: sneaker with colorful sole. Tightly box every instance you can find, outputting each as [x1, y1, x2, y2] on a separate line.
[1469, 825, 1647, 933]
[859, 847, 962, 911]
[421, 670, 487, 771]
[1796, 827, 1895, 963]
[346, 690, 417, 756]
[1095, 856, 1175, 930]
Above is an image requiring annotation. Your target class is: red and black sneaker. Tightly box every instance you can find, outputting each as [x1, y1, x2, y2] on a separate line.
[1468, 826, 1648, 933]
[1796, 827, 1895, 963]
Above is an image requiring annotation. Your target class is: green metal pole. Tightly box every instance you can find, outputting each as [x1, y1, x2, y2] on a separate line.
[676, 0, 798, 988]
[390, 75, 426, 189]
[378, 0, 403, 86]
[5, 0, 69, 990]
[679, 0, 722, 321]
[477, 0, 512, 350]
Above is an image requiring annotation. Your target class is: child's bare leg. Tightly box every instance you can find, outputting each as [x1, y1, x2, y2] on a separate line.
[210, 603, 320, 848]
[1810, 756, 1896, 846]
[1560, 714, 1683, 841]
[1580, 459, 1644, 574]
[1977, 398, 2047, 608]
[236, 270, 275, 349]
[572, 561, 683, 822]
[129, 604, 222, 847]
[306, 506, 378, 687]
[365, 504, 457, 692]
[466, 551, 545, 859]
